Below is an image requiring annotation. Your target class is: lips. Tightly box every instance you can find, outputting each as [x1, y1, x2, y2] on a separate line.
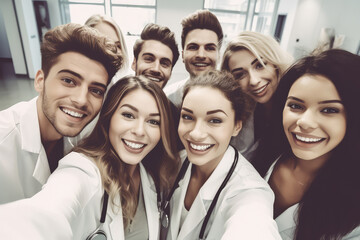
[292, 133, 325, 146]
[61, 107, 86, 118]
[252, 83, 269, 95]
[122, 139, 146, 152]
[188, 141, 214, 153]
[192, 62, 210, 67]
[145, 74, 163, 82]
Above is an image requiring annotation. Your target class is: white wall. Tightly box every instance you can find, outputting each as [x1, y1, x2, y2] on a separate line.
[0, 10, 12, 59]
[286, 0, 360, 59]
[0, 0, 27, 75]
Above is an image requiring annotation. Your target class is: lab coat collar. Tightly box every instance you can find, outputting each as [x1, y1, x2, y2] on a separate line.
[107, 193, 125, 239]
[139, 163, 159, 240]
[172, 146, 236, 240]
[20, 97, 51, 185]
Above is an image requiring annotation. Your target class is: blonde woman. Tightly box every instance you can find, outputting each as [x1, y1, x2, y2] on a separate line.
[85, 14, 129, 79]
[221, 31, 293, 160]
[0, 76, 179, 240]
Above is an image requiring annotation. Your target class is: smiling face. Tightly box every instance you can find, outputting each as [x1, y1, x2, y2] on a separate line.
[109, 88, 161, 165]
[283, 74, 346, 162]
[182, 29, 219, 78]
[35, 51, 108, 140]
[132, 40, 173, 88]
[228, 49, 278, 104]
[178, 86, 241, 170]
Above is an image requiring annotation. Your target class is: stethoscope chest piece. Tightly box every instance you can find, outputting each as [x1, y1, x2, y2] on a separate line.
[161, 210, 169, 228]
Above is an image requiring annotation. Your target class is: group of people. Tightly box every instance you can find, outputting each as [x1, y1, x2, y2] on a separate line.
[0, 9, 359, 240]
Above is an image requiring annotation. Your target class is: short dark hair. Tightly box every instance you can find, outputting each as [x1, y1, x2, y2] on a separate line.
[181, 10, 223, 49]
[41, 23, 123, 84]
[133, 23, 179, 68]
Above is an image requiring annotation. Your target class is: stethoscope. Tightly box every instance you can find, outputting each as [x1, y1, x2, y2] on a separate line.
[159, 145, 239, 240]
[86, 190, 109, 240]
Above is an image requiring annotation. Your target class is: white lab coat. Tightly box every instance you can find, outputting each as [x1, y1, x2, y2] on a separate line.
[0, 152, 160, 240]
[167, 146, 281, 240]
[0, 97, 76, 204]
[164, 77, 189, 108]
[265, 159, 360, 239]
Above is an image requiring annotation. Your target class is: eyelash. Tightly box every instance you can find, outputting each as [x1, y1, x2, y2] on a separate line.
[122, 112, 134, 119]
[287, 103, 340, 114]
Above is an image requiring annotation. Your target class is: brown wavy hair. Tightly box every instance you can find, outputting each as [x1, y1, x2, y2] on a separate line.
[74, 75, 179, 227]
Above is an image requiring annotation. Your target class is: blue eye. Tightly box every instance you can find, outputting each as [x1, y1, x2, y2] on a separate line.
[148, 119, 160, 126]
[209, 118, 222, 124]
[287, 103, 302, 110]
[122, 112, 134, 119]
[321, 107, 339, 114]
[181, 114, 193, 120]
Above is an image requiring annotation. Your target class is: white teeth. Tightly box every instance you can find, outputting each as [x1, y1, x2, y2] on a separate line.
[124, 140, 145, 149]
[295, 134, 323, 143]
[147, 76, 161, 82]
[190, 143, 212, 151]
[62, 108, 84, 118]
[253, 84, 267, 94]
[194, 63, 208, 67]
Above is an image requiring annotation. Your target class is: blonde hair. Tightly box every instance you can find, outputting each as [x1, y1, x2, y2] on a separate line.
[74, 76, 179, 227]
[85, 14, 129, 70]
[221, 31, 293, 80]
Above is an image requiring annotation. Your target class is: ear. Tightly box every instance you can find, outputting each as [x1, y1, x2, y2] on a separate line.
[232, 120, 242, 137]
[34, 70, 45, 94]
[131, 58, 137, 72]
[182, 50, 184, 63]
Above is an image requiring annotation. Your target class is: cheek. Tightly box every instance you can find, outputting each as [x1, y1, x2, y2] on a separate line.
[238, 80, 249, 92]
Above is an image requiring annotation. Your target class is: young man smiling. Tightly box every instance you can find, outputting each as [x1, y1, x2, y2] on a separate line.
[164, 10, 223, 107]
[132, 23, 179, 89]
[0, 23, 122, 204]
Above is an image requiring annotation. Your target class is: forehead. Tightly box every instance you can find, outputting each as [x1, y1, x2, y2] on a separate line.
[183, 86, 233, 112]
[229, 49, 256, 70]
[140, 40, 173, 61]
[289, 74, 341, 100]
[120, 88, 159, 110]
[184, 29, 219, 47]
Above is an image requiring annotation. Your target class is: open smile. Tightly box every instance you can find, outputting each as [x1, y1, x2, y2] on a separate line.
[292, 133, 326, 146]
[192, 62, 210, 68]
[145, 74, 163, 82]
[60, 107, 87, 119]
[188, 141, 214, 153]
[252, 83, 269, 96]
[122, 139, 147, 152]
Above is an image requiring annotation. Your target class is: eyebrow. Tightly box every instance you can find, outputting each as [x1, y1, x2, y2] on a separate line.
[182, 107, 228, 116]
[231, 58, 258, 73]
[287, 96, 343, 104]
[58, 69, 107, 89]
[120, 104, 160, 116]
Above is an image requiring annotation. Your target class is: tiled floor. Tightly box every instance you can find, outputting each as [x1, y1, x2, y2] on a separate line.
[0, 60, 37, 111]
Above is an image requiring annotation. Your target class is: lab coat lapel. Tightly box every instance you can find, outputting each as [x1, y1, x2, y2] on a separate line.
[177, 194, 207, 240]
[169, 164, 192, 240]
[140, 163, 159, 240]
[108, 194, 125, 239]
[20, 98, 51, 185]
[276, 204, 298, 233]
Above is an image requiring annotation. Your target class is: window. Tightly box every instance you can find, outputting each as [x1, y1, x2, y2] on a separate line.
[204, 0, 279, 43]
[59, 0, 156, 36]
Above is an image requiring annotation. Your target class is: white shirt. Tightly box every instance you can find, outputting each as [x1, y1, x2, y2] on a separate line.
[164, 77, 189, 108]
[0, 152, 161, 239]
[167, 146, 281, 240]
[265, 159, 360, 239]
[0, 97, 76, 204]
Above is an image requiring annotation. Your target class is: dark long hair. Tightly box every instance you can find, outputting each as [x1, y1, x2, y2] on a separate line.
[74, 75, 179, 227]
[252, 49, 360, 239]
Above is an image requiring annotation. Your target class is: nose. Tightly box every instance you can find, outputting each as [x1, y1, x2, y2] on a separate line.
[131, 120, 145, 136]
[151, 61, 161, 73]
[296, 110, 318, 130]
[196, 47, 205, 58]
[249, 70, 261, 87]
[189, 121, 207, 141]
[71, 86, 88, 107]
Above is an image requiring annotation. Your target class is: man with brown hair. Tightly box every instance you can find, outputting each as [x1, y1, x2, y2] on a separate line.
[0, 23, 122, 204]
[165, 10, 223, 107]
[132, 23, 179, 88]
